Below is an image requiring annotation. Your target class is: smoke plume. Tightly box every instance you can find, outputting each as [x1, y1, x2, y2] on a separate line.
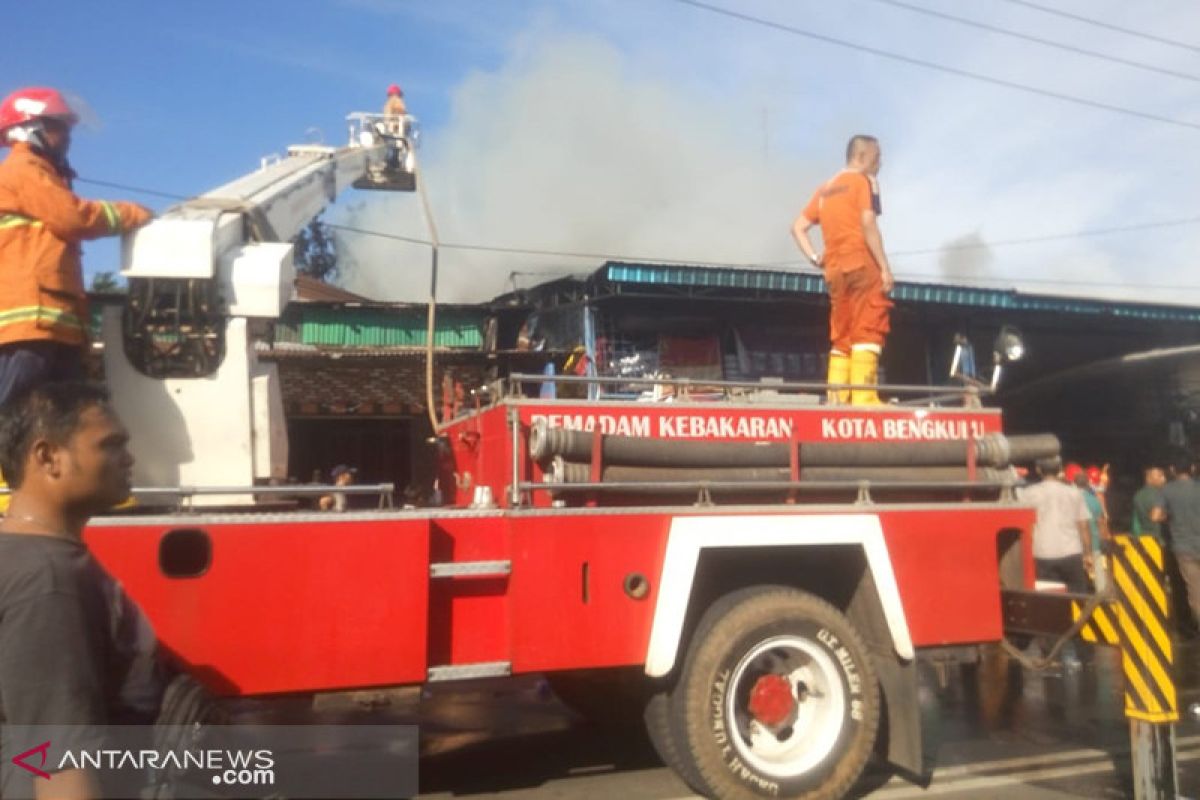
[336, 35, 825, 302]
[936, 232, 995, 284]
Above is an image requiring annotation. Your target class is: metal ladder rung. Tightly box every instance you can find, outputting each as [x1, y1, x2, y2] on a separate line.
[429, 560, 512, 579]
[427, 661, 512, 682]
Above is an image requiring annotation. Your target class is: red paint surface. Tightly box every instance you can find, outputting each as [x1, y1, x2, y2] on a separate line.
[749, 674, 796, 727]
[427, 517, 511, 666]
[880, 507, 1036, 646]
[84, 502, 1032, 694]
[506, 514, 670, 672]
[86, 518, 431, 696]
[440, 400, 1004, 508]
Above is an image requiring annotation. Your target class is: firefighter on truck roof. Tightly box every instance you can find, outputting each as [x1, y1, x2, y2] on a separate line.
[792, 134, 895, 406]
[0, 87, 153, 408]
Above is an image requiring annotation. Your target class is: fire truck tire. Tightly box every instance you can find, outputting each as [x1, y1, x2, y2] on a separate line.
[671, 586, 880, 800]
[645, 688, 708, 794]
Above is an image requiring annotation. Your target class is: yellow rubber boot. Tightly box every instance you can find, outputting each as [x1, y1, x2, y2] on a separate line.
[850, 348, 882, 406]
[826, 352, 850, 404]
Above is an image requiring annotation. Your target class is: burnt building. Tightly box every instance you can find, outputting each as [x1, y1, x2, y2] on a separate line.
[499, 261, 1200, 471]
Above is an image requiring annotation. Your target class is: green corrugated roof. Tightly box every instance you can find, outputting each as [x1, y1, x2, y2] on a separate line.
[601, 262, 1200, 323]
[277, 306, 484, 348]
[87, 301, 485, 348]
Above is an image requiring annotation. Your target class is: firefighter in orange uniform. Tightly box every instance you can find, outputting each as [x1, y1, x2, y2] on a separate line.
[381, 83, 409, 171]
[383, 83, 408, 130]
[792, 135, 895, 405]
[0, 87, 153, 406]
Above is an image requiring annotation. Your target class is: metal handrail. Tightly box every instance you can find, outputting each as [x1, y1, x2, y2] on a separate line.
[128, 483, 394, 498]
[1, 482, 396, 506]
[519, 478, 1019, 495]
[504, 373, 988, 401]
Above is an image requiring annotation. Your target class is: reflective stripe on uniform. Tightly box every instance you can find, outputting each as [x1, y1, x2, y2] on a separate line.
[0, 305, 85, 331]
[99, 201, 121, 233]
[0, 213, 43, 229]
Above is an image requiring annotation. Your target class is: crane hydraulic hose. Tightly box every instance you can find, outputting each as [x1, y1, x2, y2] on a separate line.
[529, 420, 1058, 469]
[414, 150, 441, 432]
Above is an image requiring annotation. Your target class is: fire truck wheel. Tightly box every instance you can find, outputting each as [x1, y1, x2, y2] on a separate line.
[645, 688, 707, 794]
[671, 586, 880, 800]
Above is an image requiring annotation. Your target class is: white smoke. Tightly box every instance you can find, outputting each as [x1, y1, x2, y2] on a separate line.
[936, 232, 994, 284]
[335, 34, 828, 302]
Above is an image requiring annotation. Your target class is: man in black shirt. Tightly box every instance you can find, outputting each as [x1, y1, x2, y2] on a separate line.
[0, 382, 162, 799]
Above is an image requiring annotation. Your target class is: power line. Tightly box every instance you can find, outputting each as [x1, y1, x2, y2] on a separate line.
[892, 214, 1200, 256]
[327, 220, 1200, 292]
[324, 222, 431, 248]
[329, 214, 1200, 262]
[868, 0, 1200, 83]
[997, 0, 1200, 55]
[325, 222, 772, 268]
[77, 175, 1200, 291]
[79, 178, 187, 201]
[77, 176, 783, 267]
[665, 0, 1200, 132]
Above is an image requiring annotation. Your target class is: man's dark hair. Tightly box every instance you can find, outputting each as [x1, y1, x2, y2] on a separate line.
[1035, 456, 1062, 479]
[846, 134, 879, 163]
[0, 382, 111, 488]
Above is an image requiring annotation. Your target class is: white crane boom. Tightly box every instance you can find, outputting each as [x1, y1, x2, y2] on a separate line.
[103, 113, 415, 505]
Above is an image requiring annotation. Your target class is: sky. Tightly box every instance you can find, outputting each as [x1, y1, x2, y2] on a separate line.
[4, 0, 1199, 305]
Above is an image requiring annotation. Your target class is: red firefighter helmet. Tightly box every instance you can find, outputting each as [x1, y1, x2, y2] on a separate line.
[1086, 464, 1104, 487]
[387, 83, 403, 97]
[1063, 462, 1084, 483]
[0, 87, 80, 144]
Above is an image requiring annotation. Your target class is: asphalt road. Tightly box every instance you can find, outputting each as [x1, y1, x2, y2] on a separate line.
[414, 641, 1200, 799]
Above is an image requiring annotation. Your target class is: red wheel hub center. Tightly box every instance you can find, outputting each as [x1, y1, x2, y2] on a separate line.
[748, 674, 796, 727]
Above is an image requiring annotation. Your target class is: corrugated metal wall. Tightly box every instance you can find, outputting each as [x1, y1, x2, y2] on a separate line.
[276, 306, 484, 348]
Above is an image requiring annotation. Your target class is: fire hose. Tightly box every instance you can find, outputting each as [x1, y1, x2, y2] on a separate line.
[545, 456, 1017, 486]
[530, 420, 1058, 470]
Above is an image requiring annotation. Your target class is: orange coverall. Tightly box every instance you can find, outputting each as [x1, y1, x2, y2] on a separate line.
[0, 142, 150, 349]
[801, 170, 892, 354]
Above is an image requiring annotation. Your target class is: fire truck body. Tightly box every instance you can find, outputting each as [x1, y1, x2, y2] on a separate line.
[83, 395, 1038, 797]
[86, 501, 1032, 693]
[75, 115, 1051, 797]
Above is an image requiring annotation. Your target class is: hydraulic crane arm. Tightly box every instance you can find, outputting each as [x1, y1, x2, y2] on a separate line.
[117, 114, 413, 378]
[103, 114, 417, 500]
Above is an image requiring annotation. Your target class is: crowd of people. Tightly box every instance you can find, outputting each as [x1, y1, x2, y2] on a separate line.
[1022, 455, 1200, 645]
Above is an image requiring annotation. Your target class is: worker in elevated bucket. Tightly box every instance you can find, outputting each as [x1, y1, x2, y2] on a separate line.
[0, 87, 153, 407]
[382, 83, 410, 171]
[383, 83, 408, 134]
[792, 135, 895, 405]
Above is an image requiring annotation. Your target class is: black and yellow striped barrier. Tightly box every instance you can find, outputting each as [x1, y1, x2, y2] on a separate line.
[1072, 535, 1177, 723]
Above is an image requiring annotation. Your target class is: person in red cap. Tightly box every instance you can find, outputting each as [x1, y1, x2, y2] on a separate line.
[0, 87, 153, 407]
[383, 83, 408, 135]
[1070, 463, 1110, 590]
[1087, 463, 1109, 515]
[381, 84, 410, 171]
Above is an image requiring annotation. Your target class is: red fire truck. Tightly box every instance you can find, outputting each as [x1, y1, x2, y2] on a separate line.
[80, 115, 1050, 800]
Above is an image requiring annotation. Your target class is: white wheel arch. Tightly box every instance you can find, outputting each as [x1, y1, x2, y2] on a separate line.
[644, 514, 915, 678]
